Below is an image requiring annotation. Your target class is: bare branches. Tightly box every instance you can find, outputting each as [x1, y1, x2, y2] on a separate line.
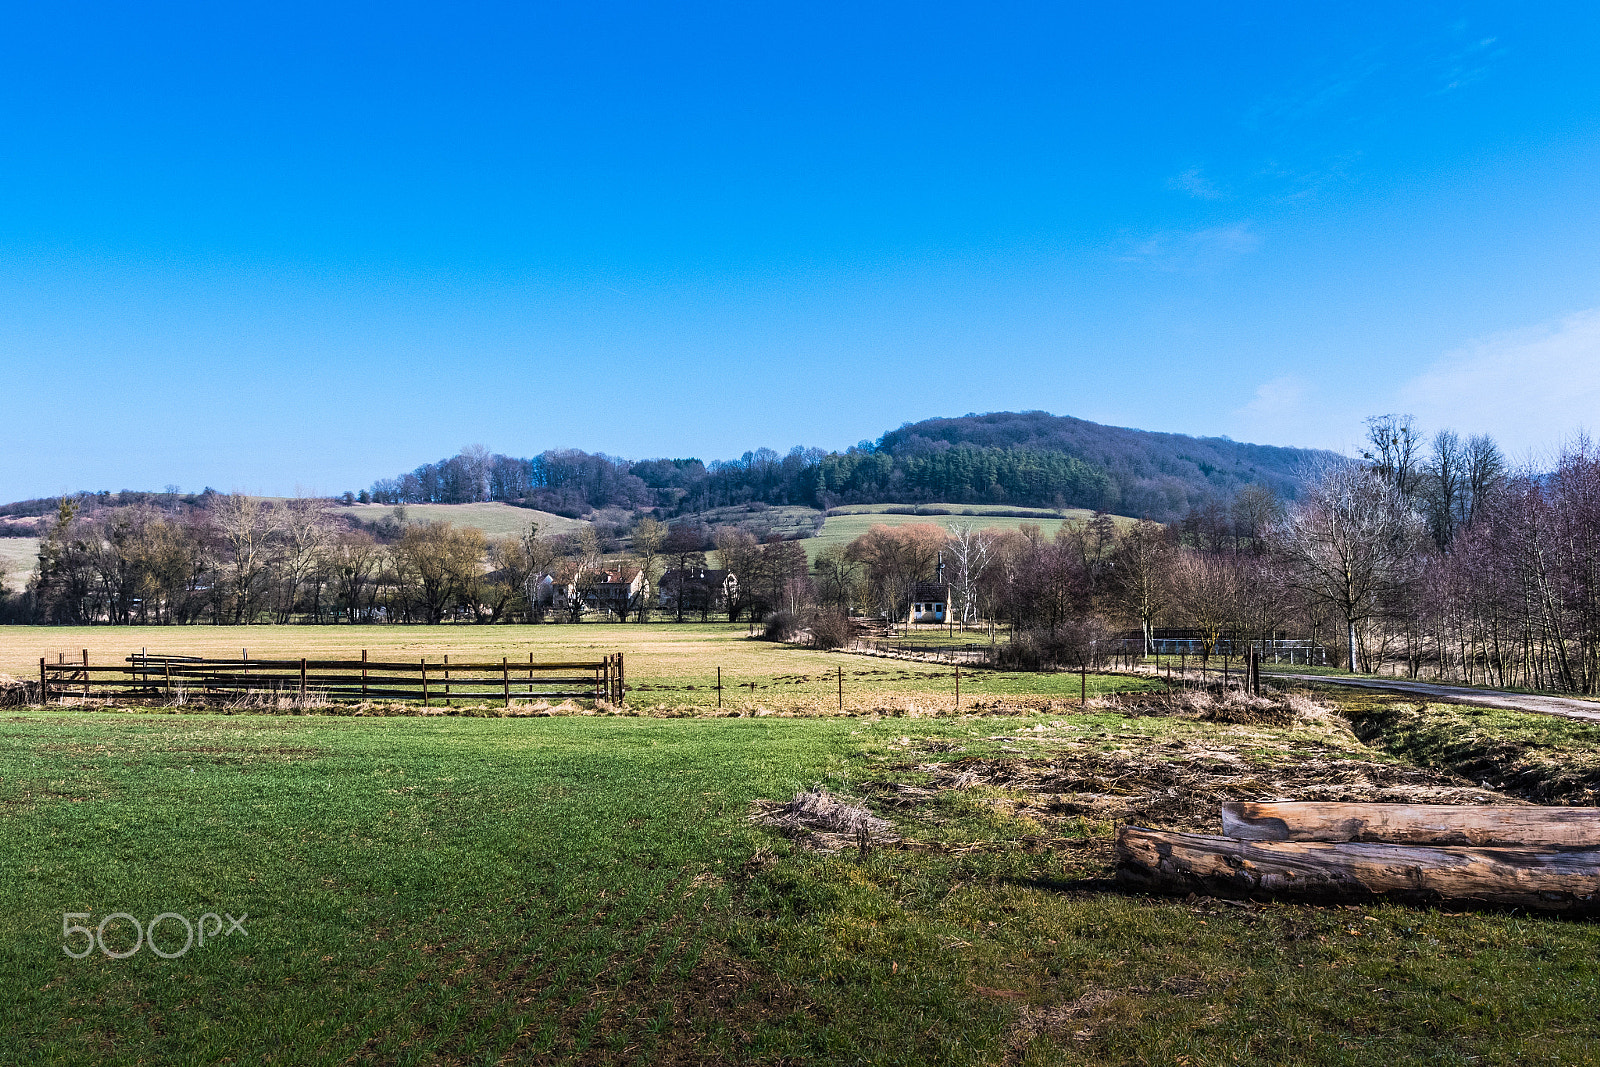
[1268, 463, 1427, 672]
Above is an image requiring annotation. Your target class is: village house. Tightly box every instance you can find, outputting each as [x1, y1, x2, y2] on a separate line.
[657, 567, 738, 616]
[905, 556, 951, 627]
[586, 568, 648, 617]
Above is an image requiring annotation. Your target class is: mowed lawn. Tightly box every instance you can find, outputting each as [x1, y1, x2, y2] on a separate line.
[6, 701, 1600, 1065]
[0, 623, 1159, 712]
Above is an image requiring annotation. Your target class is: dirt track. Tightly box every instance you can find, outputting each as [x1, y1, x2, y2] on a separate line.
[1275, 674, 1600, 723]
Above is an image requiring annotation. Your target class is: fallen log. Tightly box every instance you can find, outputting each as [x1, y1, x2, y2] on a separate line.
[1117, 826, 1600, 911]
[1221, 802, 1600, 848]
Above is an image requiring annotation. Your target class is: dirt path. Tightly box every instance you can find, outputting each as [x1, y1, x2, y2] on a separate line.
[1274, 673, 1600, 723]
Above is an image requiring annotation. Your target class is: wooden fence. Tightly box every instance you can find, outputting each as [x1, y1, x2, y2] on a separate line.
[38, 650, 625, 707]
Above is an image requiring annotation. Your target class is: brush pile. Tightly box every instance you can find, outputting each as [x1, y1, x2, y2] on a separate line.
[750, 789, 900, 852]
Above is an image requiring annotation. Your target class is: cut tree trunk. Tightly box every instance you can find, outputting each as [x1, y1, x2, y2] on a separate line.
[1221, 803, 1600, 849]
[1117, 826, 1600, 911]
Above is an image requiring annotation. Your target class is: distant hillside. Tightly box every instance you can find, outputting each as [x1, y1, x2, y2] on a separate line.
[357, 411, 1331, 522]
[4, 411, 1335, 530]
[875, 412, 1334, 518]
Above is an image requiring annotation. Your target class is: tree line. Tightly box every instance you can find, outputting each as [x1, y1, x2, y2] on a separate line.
[819, 417, 1598, 695]
[4, 498, 818, 628]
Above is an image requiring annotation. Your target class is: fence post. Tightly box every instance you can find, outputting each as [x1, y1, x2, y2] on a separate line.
[164, 660, 171, 698]
[503, 657, 510, 707]
[39, 657, 47, 705]
[82, 649, 89, 699]
[616, 652, 625, 705]
[717, 666, 722, 709]
[299, 658, 307, 699]
[421, 659, 429, 706]
[362, 650, 368, 698]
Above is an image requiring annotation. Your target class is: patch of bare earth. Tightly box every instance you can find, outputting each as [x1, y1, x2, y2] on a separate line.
[887, 691, 1510, 845]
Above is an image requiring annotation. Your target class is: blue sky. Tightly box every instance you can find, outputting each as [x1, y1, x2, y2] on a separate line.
[4, 2, 1599, 500]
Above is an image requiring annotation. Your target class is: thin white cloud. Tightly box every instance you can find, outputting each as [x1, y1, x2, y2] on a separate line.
[1167, 166, 1225, 200]
[1240, 375, 1307, 418]
[1431, 34, 1502, 94]
[1398, 308, 1600, 456]
[1228, 374, 1334, 448]
[1116, 223, 1259, 272]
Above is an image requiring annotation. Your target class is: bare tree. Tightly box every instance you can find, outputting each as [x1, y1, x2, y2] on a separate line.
[519, 524, 559, 622]
[1230, 485, 1282, 554]
[1423, 430, 1466, 550]
[1362, 414, 1423, 503]
[713, 526, 760, 620]
[1168, 550, 1241, 667]
[812, 542, 863, 614]
[845, 523, 946, 630]
[1110, 519, 1173, 653]
[631, 516, 667, 622]
[1269, 461, 1427, 672]
[212, 494, 282, 624]
[276, 497, 333, 622]
[328, 530, 381, 622]
[942, 522, 996, 627]
[1463, 433, 1506, 529]
[392, 522, 485, 623]
[664, 523, 708, 621]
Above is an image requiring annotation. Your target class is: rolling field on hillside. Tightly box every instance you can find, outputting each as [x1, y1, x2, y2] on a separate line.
[807, 510, 1130, 562]
[828, 503, 1094, 518]
[0, 538, 38, 592]
[343, 502, 587, 538]
[686, 504, 822, 539]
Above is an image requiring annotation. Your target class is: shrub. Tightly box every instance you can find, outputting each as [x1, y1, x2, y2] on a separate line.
[762, 610, 800, 641]
[996, 617, 1112, 671]
[809, 610, 852, 649]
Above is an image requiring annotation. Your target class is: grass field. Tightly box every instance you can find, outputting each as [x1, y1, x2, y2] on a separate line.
[800, 508, 1139, 566]
[1343, 694, 1600, 804]
[828, 503, 1098, 518]
[6, 684, 1600, 1064]
[344, 502, 588, 539]
[687, 505, 822, 540]
[0, 538, 37, 592]
[0, 623, 1155, 712]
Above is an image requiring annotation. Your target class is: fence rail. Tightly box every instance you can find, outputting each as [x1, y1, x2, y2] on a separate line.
[38, 650, 625, 706]
[1111, 638, 1329, 665]
[848, 639, 994, 665]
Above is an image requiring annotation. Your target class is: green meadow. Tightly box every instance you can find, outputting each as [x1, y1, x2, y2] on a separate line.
[4, 626, 1599, 1064]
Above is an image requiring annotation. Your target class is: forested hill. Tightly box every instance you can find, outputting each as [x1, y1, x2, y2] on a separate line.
[351, 412, 1337, 522]
[875, 412, 1334, 518]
